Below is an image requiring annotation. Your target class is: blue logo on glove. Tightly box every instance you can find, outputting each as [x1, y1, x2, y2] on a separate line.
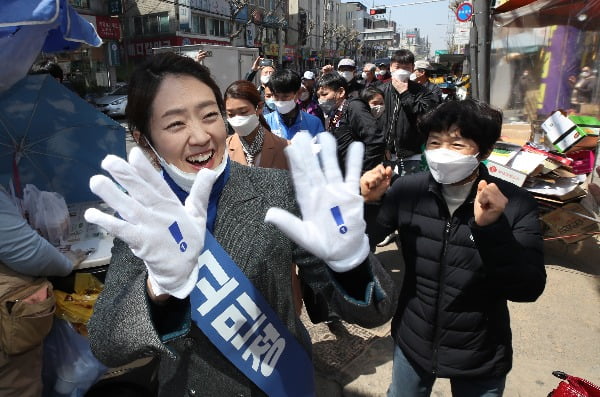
[168, 221, 188, 252]
[330, 206, 348, 234]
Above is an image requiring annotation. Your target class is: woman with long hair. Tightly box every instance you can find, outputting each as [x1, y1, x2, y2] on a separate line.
[224, 80, 288, 169]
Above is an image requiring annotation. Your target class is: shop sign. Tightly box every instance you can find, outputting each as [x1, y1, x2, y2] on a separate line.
[108, 41, 121, 66]
[264, 43, 279, 56]
[128, 38, 174, 57]
[96, 16, 121, 40]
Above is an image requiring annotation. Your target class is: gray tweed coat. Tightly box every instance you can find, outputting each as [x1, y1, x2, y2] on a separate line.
[88, 161, 398, 397]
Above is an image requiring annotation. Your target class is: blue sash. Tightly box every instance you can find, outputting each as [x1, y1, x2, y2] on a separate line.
[189, 231, 316, 397]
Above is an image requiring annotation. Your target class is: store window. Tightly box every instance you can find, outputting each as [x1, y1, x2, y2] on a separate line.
[133, 13, 170, 36]
[191, 14, 207, 34]
[208, 19, 230, 37]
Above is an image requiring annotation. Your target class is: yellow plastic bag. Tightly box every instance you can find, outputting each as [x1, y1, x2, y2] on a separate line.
[54, 273, 104, 331]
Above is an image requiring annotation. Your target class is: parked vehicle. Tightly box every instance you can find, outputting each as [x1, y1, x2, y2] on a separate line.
[152, 44, 259, 95]
[438, 78, 457, 101]
[94, 85, 128, 118]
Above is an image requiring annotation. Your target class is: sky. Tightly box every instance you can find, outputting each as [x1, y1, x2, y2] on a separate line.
[346, 0, 454, 55]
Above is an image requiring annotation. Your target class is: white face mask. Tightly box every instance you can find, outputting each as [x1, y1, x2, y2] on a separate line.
[370, 104, 385, 119]
[274, 99, 296, 114]
[361, 72, 368, 80]
[409, 73, 417, 81]
[260, 75, 270, 85]
[298, 91, 310, 102]
[228, 114, 259, 137]
[425, 148, 480, 184]
[148, 142, 228, 193]
[392, 69, 411, 82]
[339, 70, 354, 82]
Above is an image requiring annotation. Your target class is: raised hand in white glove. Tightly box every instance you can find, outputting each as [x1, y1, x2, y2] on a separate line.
[84, 147, 216, 299]
[265, 131, 370, 272]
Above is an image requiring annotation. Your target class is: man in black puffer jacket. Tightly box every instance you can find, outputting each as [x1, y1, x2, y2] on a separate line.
[361, 99, 546, 397]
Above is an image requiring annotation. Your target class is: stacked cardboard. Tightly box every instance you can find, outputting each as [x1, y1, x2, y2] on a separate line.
[490, 114, 600, 243]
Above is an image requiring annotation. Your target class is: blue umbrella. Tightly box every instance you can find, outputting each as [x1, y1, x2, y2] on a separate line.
[0, 74, 126, 203]
[0, 0, 102, 93]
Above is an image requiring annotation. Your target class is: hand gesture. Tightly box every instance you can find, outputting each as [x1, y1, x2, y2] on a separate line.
[360, 164, 393, 202]
[84, 147, 217, 298]
[265, 132, 370, 272]
[321, 64, 334, 75]
[252, 56, 263, 72]
[391, 78, 408, 94]
[196, 50, 209, 63]
[474, 180, 508, 227]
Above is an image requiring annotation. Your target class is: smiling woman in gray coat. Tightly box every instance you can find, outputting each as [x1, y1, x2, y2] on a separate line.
[86, 53, 398, 397]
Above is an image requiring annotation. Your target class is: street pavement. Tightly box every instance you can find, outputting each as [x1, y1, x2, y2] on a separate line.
[313, 237, 600, 396]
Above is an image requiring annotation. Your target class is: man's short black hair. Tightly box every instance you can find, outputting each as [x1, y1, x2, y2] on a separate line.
[30, 60, 64, 82]
[317, 72, 348, 95]
[418, 99, 502, 156]
[390, 49, 415, 66]
[266, 69, 301, 94]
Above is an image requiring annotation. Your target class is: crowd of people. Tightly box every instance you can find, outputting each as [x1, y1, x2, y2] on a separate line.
[1, 49, 552, 397]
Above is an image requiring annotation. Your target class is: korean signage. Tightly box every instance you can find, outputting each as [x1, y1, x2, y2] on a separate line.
[128, 36, 229, 57]
[96, 16, 121, 40]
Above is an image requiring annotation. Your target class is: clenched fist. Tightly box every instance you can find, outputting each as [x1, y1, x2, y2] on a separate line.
[474, 180, 508, 227]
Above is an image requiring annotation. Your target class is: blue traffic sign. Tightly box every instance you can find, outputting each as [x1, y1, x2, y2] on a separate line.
[456, 2, 473, 22]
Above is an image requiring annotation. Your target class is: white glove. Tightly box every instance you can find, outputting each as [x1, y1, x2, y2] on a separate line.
[265, 131, 370, 272]
[84, 147, 216, 298]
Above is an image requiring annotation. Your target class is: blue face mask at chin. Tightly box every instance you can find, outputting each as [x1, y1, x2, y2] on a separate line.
[265, 99, 277, 111]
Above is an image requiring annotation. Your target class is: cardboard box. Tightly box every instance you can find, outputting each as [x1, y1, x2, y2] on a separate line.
[541, 202, 599, 243]
[500, 123, 531, 146]
[541, 111, 590, 153]
[486, 161, 528, 186]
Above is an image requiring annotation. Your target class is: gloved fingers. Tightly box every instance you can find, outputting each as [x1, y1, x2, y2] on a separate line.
[285, 138, 315, 208]
[100, 153, 162, 206]
[89, 175, 144, 222]
[185, 168, 217, 220]
[264, 207, 313, 250]
[288, 132, 326, 188]
[84, 207, 135, 242]
[344, 142, 365, 192]
[317, 132, 343, 185]
[128, 147, 175, 200]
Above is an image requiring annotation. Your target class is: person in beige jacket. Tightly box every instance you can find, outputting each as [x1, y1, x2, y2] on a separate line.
[224, 79, 289, 170]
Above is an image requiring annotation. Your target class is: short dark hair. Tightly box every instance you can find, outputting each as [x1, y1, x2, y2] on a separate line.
[266, 69, 301, 94]
[317, 72, 348, 95]
[126, 52, 224, 147]
[418, 99, 502, 156]
[360, 86, 384, 103]
[30, 60, 64, 82]
[390, 49, 415, 65]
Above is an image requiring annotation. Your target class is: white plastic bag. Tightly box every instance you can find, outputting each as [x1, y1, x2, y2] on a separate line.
[24, 185, 70, 245]
[23, 184, 42, 229]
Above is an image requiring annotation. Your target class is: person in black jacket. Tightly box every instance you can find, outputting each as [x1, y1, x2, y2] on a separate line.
[361, 99, 546, 397]
[381, 50, 439, 176]
[316, 72, 385, 174]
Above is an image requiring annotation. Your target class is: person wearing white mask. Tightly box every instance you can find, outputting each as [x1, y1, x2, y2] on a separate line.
[224, 80, 289, 170]
[412, 59, 443, 104]
[317, 72, 385, 174]
[336, 58, 363, 98]
[87, 52, 398, 397]
[361, 99, 546, 397]
[361, 63, 379, 88]
[264, 69, 324, 140]
[245, 56, 276, 115]
[296, 83, 325, 126]
[380, 49, 438, 177]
